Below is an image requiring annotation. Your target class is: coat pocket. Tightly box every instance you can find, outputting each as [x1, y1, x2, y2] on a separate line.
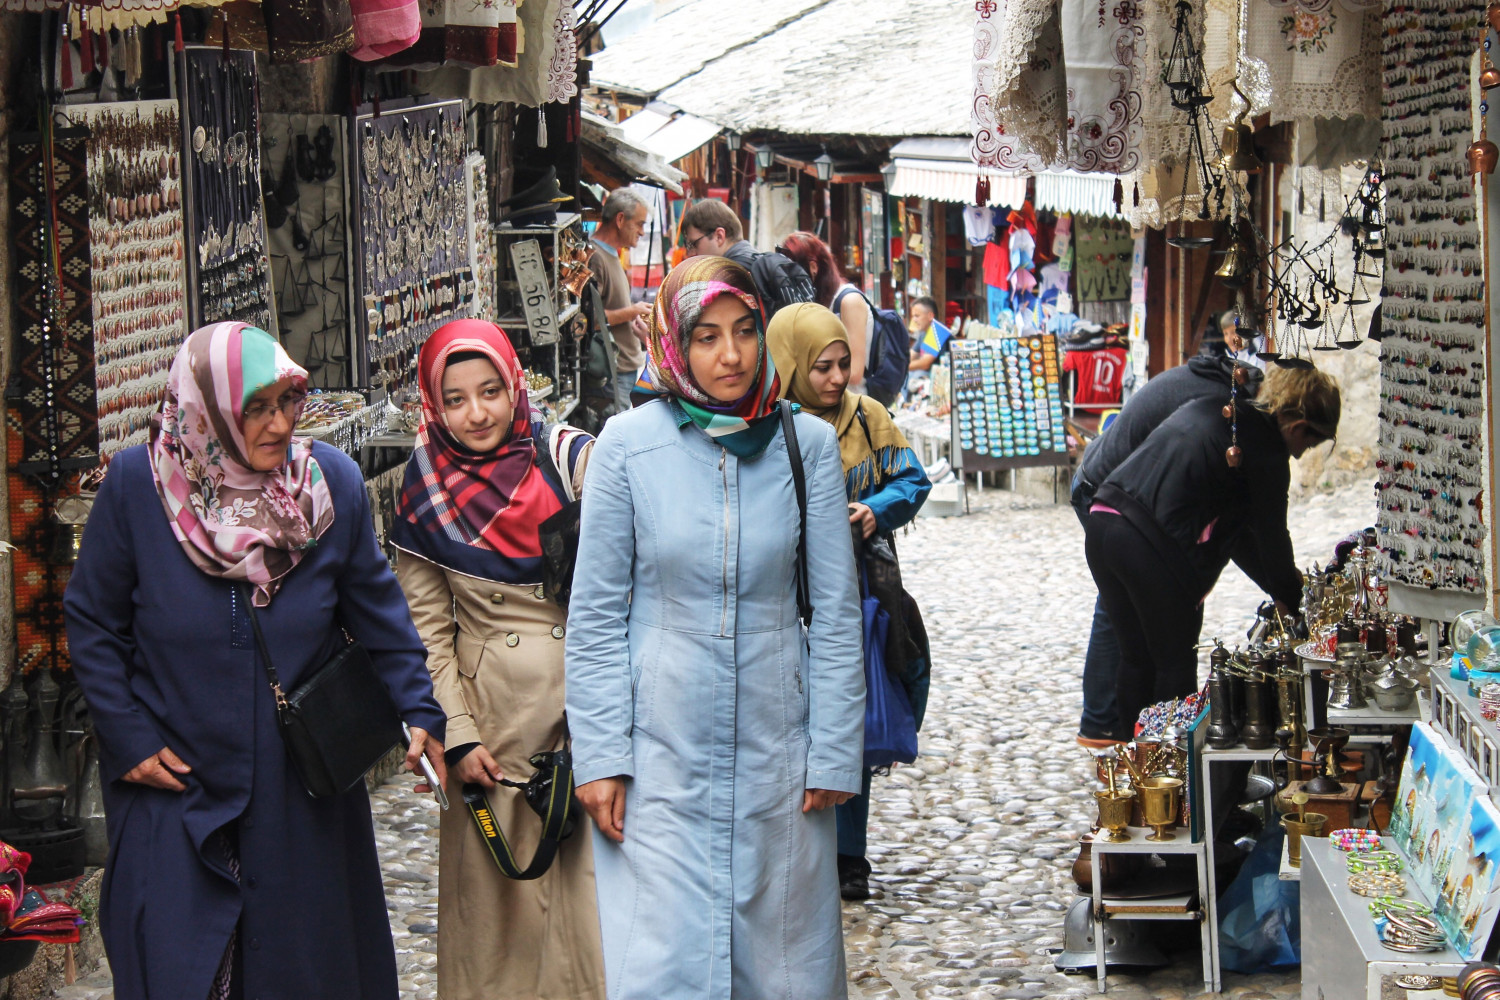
[454, 632, 487, 679]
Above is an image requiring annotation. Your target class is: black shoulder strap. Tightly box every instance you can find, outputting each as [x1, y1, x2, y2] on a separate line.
[242, 586, 290, 719]
[780, 400, 812, 628]
[461, 748, 575, 881]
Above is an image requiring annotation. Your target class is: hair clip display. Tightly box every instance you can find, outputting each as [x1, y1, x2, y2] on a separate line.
[1374, 0, 1490, 598]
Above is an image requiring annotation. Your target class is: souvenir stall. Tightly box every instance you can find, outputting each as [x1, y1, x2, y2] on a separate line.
[0, 7, 599, 985]
[969, 0, 1500, 986]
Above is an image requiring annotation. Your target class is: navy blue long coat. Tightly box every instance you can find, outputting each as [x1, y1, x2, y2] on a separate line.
[63, 442, 446, 1000]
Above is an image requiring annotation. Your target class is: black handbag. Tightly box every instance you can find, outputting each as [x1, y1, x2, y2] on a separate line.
[462, 745, 579, 880]
[243, 589, 405, 799]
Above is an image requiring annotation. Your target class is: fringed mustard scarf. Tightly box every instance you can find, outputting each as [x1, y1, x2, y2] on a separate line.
[767, 303, 914, 498]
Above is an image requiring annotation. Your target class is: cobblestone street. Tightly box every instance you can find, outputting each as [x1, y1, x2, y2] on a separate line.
[57, 482, 1374, 1000]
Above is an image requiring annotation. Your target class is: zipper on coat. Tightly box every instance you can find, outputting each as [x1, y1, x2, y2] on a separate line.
[720, 451, 730, 637]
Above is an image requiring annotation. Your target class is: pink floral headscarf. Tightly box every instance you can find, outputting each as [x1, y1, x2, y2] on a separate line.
[149, 322, 335, 607]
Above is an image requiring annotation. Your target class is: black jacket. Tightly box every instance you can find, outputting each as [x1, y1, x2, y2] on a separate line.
[1093, 395, 1302, 609]
[1079, 355, 1262, 488]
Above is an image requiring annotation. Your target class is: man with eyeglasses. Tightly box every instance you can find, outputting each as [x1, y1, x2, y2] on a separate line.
[589, 188, 653, 412]
[679, 199, 814, 318]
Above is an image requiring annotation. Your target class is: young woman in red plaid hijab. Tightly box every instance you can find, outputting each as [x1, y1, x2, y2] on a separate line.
[392, 318, 604, 1000]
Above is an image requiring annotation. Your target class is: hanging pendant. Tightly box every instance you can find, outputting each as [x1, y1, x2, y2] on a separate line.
[1222, 403, 1234, 419]
[1226, 445, 1242, 467]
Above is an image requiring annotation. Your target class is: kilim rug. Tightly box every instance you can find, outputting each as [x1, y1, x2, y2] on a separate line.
[7, 128, 99, 479]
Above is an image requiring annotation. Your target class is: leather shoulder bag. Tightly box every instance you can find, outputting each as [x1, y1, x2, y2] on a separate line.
[243, 588, 405, 799]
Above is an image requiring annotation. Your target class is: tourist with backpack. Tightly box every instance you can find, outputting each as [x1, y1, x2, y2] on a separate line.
[781, 231, 910, 408]
[679, 198, 815, 318]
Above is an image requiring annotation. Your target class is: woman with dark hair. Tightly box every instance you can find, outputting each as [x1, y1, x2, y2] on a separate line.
[64, 322, 446, 1000]
[780, 231, 873, 392]
[566, 256, 864, 999]
[392, 319, 604, 1000]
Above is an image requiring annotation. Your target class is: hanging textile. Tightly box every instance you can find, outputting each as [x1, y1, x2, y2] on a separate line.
[413, 0, 560, 105]
[1241, 0, 1380, 124]
[1373, 0, 1487, 613]
[261, 0, 356, 61]
[547, 0, 578, 103]
[8, 128, 99, 478]
[974, 0, 1151, 174]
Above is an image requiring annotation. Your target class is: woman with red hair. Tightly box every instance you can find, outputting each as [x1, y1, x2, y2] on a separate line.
[780, 231, 873, 393]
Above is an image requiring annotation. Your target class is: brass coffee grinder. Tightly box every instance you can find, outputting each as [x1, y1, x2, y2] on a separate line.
[1304, 726, 1351, 794]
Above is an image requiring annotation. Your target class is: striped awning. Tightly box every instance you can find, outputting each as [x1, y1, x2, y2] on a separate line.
[1035, 170, 1123, 218]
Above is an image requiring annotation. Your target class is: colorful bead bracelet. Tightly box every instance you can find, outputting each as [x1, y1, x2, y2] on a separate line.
[1330, 828, 1384, 852]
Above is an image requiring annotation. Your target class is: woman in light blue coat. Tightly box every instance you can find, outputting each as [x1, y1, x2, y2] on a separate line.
[566, 257, 864, 1000]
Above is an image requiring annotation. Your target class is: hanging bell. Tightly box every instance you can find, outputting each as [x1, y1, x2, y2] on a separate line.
[1226, 445, 1242, 467]
[1213, 236, 1254, 289]
[1220, 123, 1263, 173]
[1482, 56, 1500, 91]
[1468, 136, 1500, 178]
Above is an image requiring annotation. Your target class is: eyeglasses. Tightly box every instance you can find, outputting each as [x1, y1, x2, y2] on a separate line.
[244, 390, 307, 425]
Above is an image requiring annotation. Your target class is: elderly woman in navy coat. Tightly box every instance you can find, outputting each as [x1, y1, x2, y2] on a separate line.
[63, 322, 447, 1000]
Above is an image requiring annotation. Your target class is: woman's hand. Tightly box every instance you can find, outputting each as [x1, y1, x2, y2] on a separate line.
[124, 747, 192, 791]
[406, 727, 448, 795]
[848, 503, 876, 540]
[802, 788, 855, 812]
[577, 777, 627, 842]
[453, 746, 503, 788]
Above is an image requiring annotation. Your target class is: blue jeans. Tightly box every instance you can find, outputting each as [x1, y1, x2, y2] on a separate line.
[1071, 471, 1124, 739]
[614, 370, 637, 413]
[835, 769, 875, 858]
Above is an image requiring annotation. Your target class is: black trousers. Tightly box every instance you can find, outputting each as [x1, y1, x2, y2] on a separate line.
[1084, 511, 1204, 736]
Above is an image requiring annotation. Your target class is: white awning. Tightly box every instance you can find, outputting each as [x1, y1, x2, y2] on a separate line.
[1035, 170, 1123, 218]
[888, 161, 1026, 207]
[616, 107, 722, 164]
[887, 136, 1025, 207]
[581, 112, 688, 194]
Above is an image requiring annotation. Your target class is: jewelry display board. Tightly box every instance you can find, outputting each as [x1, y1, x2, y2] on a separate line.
[180, 47, 274, 332]
[263, 113, 351, 388]
[352, 100, 476, 394]
[949, 333, 1069, 471]
[61, 101, 188, 459]
[1373, 0, 1487, 614]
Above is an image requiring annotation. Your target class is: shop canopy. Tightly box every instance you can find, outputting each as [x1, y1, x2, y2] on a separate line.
[1034, 170, 1123, 218]
[618, 105, 723, 165]
[581, 112, 688, 195]
[887, 137, 1025, 208]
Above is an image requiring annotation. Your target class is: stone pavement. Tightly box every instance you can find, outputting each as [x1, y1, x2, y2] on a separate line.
[53, 481, 1375, 1000]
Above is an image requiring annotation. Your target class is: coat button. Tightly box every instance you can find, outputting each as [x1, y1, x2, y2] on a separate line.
[249, 938, 261, 951]
[505, 633, 520, 647]
[551, 625, 565, 639]
[533, 585, 547, 599]
[489, 593, 505, 605]
[246, 875, 258, 888]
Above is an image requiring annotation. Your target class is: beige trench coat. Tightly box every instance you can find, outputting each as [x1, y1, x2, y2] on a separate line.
[398, 556, 606, 1000]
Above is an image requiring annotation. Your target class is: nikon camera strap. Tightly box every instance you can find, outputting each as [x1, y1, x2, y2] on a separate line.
[461, 751, 576, 881]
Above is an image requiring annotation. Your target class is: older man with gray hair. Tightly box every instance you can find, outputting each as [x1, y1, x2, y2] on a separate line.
[588, 188, 652, 411]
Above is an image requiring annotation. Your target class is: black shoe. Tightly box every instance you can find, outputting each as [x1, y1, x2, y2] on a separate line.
[838, 854, 872, 901]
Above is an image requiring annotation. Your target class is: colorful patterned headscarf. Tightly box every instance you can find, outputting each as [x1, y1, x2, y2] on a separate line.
[149, 323, 334, 607]
[391, 319, 566, 583]
[635, 256, 783, 458]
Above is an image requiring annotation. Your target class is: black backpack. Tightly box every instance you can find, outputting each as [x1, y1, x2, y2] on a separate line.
[746, 251, 816, 317]
[834, 287, 909, 407]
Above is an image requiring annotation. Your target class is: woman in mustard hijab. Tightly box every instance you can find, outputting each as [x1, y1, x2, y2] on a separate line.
[768, 303, 932, 900]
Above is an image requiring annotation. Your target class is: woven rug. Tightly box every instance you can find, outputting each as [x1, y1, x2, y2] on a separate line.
[7, 129, 99, 479]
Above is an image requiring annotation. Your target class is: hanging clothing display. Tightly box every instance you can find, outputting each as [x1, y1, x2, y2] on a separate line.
[349, 0, 422, 61]
[414, 0, 564, 107]
[261, 0, 356, 61]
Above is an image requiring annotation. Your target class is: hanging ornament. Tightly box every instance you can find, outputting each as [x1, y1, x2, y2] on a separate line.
[537, 106, 549, 149]
[1225, 361, 1241, 468]
[1471, 31, 1499, 176]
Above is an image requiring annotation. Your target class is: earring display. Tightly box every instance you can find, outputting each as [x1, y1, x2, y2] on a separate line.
[181, 47, 273, 331]
[263, 113, 351, 389]
[8, 125, 100, 479]
[353, 100, 477, 393]
[949, 331, 1067, 466]
[62, 101, 188, 460]
[1373, 0, 1488, 601]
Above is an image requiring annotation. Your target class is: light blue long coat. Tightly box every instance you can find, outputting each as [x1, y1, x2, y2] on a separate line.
[566, 398, 864, 1000]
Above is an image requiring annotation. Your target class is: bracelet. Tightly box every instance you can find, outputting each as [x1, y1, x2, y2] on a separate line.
[1349, 870, 1407, 897]
[1332, 828, 1384, 852]
[1368, 896, 1432, 919]
[1348, 851, 1404, 874]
